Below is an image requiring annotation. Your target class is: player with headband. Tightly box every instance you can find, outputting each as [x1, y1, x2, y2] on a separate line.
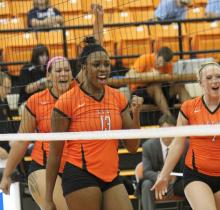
[0, 56, 74, 210]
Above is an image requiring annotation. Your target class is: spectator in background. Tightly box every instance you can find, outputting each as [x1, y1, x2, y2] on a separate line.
[155, 0, 191, 21]
[28, 0, 63, 28]
[205, 0, 220, 17]
[0, 72, 12, 133]
[128, 47, 191, 116]
[141, 114, 186, 210]
[0, 49, 8, 74]
[19, 44, 50, 105]
[0, 72, 11, 159]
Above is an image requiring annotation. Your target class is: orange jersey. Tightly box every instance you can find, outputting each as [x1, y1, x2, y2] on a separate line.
[26, 80, 77, 173]
[54, 85, 128, 182]
[131, 53, 173, 91]
[180, 96, 220, 176]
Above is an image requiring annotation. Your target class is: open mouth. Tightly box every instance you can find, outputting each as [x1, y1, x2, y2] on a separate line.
[97, 75, 108, 84]
[211, 87, 220, 91]
[59, 80, 68, 84]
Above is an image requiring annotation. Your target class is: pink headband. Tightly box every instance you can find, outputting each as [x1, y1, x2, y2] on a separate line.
[46, 56, 68, 75]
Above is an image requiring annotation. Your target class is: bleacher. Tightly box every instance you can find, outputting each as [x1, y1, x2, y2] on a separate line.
[0, 0, 220, 209]
[0, 0, 220, 75]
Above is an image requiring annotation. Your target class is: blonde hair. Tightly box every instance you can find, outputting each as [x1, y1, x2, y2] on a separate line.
[197, 62, 220, 82]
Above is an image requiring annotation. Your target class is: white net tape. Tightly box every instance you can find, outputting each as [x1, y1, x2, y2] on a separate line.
[0, 124, 219, 141]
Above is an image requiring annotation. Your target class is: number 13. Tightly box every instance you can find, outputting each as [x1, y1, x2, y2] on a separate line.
[100, 116, 111, 130]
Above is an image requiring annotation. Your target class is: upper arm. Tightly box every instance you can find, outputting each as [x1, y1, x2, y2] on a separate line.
[171, 111, 188, 148]
[51, 109, 70, 132]
[155, 1, 167, 19]
[50, 109, 70, 155]
[20, 68, 30, 86]
[19, 106, 36, 133]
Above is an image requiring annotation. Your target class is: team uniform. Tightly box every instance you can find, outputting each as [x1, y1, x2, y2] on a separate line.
[25, 81, 77, 175]
[180, 96, 220, 192]
[131, 53, 175, 106]
[54, 84, 128, 196]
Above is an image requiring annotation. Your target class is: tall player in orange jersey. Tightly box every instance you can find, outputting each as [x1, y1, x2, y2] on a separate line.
[0, 4, 104, 210]
[45, 37, 144, 210]
[152, 62, 220, 210]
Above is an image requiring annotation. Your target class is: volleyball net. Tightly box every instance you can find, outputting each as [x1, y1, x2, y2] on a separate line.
[0, 124, 219, 141]
[0, 0, 220, 134]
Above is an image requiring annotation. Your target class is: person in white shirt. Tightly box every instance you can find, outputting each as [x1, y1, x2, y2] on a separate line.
[141, 114, 186, 210]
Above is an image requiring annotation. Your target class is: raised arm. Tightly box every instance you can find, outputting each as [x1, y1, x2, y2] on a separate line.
[45, 109, 70, 210]
[151, 112, 188, 199]
[0, 107, 35, 194]
[92, 4, 104, 45]
[121, 96, 143, 154]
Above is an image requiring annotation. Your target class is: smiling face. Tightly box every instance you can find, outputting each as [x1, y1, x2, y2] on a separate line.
[200, 64, 220, 100]
[84, 51, 111, 90]
[48, 59, 73, 94]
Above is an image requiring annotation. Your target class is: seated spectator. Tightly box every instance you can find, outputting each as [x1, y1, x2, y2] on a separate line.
[205, 0, 220, 17]
[19, 44, 50, 105]
[141, 114, 186, 210]
[128, 47, 190, 116]
[0, 72, 11, 160]
[0, 49, 8, 74]
[155, 0, 191, 21]
[0, 72, 12, 135]
[28, 0, 63, 28]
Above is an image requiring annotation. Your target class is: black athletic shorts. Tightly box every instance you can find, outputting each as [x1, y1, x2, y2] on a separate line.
[28, 160, 62, 178]
[28, 160, 45, 176]
[62, 162, 122, 196]
[183, 166, 220, 193]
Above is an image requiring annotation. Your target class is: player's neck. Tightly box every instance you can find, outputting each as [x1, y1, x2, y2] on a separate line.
[82, 81, 104, 100]
[203, 95, 220, 107]
[50, 87, 61, 98]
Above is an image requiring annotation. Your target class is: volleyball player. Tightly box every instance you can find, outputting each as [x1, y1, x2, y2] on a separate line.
[44, 37, 143, 210]
[152, 62, 220, 210]
[0, 56, 73, 210]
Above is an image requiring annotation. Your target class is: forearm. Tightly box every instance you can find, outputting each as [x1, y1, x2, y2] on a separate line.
[25, 79, 45, 94]
[128, 69, 159, 79]
[45, 153, 61, 201]
[46, 141, 64, 202]
[31, 19, 49, 27]
[94, 17, 103, 45]
[160, 140, 185, 178]
[123, 111, 140, 153]
[3, 141, 29, 178]
[54, 16, 64, 25]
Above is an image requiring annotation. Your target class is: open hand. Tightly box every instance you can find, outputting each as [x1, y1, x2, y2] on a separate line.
[0, 176, 11, 195]
[151, 175, 169, 200]
[130, 95, 144, 114]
